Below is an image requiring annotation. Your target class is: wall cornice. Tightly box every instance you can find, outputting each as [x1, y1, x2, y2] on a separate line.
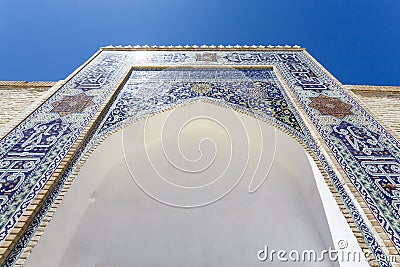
[100, 44, 305, 51]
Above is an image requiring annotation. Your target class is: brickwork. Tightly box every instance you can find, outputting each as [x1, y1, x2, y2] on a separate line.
[0, 82, 55, 129]
[0, 81, 55, 88]
[346, 85, 400, 140]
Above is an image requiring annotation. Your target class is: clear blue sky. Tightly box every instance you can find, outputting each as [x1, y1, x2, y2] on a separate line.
[0, 0, 399, 85]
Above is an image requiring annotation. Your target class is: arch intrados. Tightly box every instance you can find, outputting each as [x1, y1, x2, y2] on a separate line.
[25, 100, 365, 266]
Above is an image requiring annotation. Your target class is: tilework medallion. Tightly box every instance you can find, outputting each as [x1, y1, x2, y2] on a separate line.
[309, 94, 353, 119]
[191, 83, 212, 94]
[51, 93, 94, 117]
[196, 52, 218, 62]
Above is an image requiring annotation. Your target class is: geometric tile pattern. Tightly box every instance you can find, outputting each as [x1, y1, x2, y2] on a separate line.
[309, 94, 353, 119]
[0, 48, 399, 267]
[51, 93, 94, 117]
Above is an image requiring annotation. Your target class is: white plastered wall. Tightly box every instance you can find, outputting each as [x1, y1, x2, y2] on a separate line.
[25, 102, 367, 267]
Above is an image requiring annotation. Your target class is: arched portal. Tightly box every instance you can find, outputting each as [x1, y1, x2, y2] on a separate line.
[25, 101, 365, 266]
[0, 47, 398, 267]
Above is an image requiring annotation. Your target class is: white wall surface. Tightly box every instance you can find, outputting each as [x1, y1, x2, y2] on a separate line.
[26, 102, 367, 267]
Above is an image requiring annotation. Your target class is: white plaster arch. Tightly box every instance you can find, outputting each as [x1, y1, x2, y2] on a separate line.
[25, 101, 367, 267]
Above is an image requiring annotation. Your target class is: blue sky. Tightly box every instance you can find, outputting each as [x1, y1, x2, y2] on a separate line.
[0, 0, 399, 85]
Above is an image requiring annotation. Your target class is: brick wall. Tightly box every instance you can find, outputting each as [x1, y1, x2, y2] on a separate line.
[0, 82, 55, 129]
[346, 85, 400, 140]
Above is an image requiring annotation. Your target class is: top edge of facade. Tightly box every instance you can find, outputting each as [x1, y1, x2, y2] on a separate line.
[100, 44, 305, 51]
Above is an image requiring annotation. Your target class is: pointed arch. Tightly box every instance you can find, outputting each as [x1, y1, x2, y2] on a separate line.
[25, 101, 366, 266]
[0, 48, 397, 266]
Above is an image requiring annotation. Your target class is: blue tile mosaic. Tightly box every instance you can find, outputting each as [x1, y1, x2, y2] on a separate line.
[98, 68, 303, 137]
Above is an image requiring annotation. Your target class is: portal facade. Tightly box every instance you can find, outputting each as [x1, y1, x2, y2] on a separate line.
[0, 45, 399, 266]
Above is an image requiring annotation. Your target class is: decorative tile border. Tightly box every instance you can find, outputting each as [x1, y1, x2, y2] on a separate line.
[0, 46, 398, 266]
